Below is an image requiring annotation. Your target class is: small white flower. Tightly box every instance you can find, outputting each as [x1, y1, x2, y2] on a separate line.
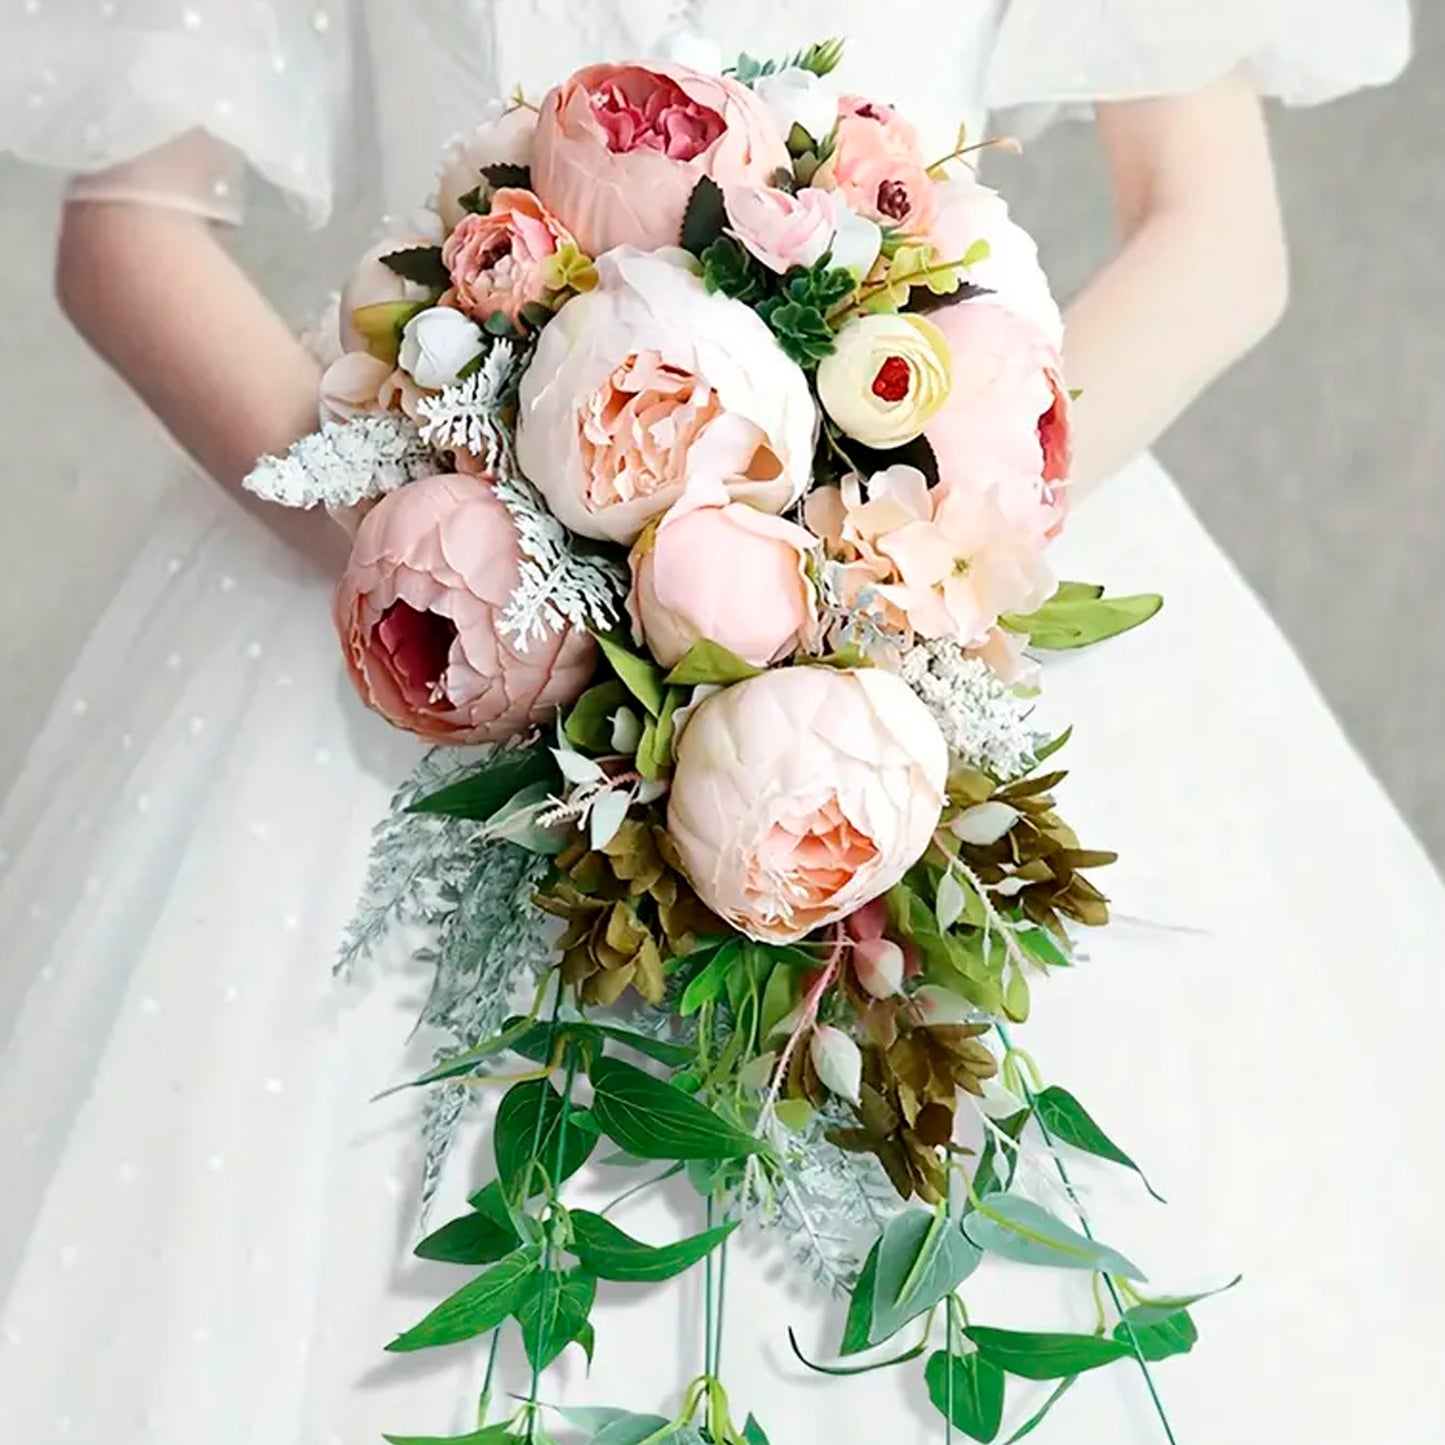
[829, 206, 882, 280]
[810, 1025, 863, 1105]
[398, 307, 485, 390]
[753, 66, 839, 145]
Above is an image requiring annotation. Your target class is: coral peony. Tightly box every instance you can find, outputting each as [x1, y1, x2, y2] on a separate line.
[668, 667, 947, 943]
[814, 95, 938, 236]
[335, 473, 595, 743]
[442, 188, 576, 325]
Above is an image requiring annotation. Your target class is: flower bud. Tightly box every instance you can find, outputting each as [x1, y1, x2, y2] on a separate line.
[398, 307, 485, 390]
[810, 1025, 863, 1105]
[817, 312, 952, 449]
[853, 937, 905, 999]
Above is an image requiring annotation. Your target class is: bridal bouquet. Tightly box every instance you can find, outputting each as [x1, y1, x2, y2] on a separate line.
[246, 36, 1215, 1445]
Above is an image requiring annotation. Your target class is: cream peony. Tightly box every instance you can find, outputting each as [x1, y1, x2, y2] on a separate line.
[515, 247, 817, 544]
[628, 474, 818, 669]
[434, 103, 539, 234]
[668, 667, 948, 944]
[817, 313, 953, 449]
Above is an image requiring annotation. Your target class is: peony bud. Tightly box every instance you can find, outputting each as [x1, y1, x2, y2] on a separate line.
[817, 312, 952, 449]
[853, 937, 905, 999]
[810, 1025, 863, 1105]
[752, 67, 840, 148]
[398, 307, 485, 390]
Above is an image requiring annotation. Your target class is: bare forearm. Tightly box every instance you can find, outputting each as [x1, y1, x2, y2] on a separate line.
[56, 200, 345, 572]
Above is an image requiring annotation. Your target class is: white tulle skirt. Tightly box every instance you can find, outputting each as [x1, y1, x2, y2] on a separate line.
[2, 458, 1442, 1444]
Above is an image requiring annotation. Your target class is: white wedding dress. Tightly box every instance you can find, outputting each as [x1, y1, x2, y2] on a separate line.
[1, 2, 1438, 1442]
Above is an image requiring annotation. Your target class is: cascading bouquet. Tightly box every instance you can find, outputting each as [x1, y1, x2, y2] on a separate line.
[246, 35, 1223, 1445]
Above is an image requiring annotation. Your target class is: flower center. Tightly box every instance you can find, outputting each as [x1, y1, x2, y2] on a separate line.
[952, 556, 971, 577]
[376, 601, 457, 702]
[871, 355, 913, 403]
[854, 102, 886, 122]
[875, 178, 912, 222]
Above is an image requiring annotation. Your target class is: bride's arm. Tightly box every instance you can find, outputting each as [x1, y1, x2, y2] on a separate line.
[1061, 68, 1290, 496]
[55, 137, 346, 572]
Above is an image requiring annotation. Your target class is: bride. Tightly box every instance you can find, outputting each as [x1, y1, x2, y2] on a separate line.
[2, 2, 1439, 1441]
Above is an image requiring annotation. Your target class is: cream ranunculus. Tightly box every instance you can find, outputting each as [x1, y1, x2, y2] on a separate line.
[667, 666, 948, 944]
[752, 66, 840, 146]
[515, 247, 818, 544]
[816, 313, 952, 449]
[398, 306, 486, 390]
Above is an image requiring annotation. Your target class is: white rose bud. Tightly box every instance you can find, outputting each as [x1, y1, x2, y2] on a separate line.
[398, 307, 486, 391]
[830, 206, 883, 281]
[853, 937, 905, 999]
[817, 313, 953, 449]
[754, 66, 840, 147]
[810, 1025, 863, 1105]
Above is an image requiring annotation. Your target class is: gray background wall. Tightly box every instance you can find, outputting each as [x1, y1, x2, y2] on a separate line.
[1, 12, 1442, 862]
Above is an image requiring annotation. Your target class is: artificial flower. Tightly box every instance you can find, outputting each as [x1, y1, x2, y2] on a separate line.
[752, 65, 840, 145]
[723, 183, 838, 274]
[811, 1025, 864, 1105]
[814, 95, 938, 235]
[853, 937, 905, 999]
[434, 101, 539, 233]
[338, 234, 435, 354]
[442, 188, 576, 325]
[816, 312, 952, 449]
[397, 307, 486, 390]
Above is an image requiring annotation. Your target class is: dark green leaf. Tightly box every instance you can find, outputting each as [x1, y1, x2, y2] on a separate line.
[565, 680, 631, 753]
[566, 1208, 737, 1282]
[680, 175, 727, 256]
[1033, 1086, 1165, 1202]
[480, 161, 532, 191]
[839, 1237, 882, 1355]
[380, 244, 450, 290]
[792, 1324, 929, 1377]
[594, 633, 667, 717]
[1002, 1377, 1077, 1442]
[504, 1017, 692, 1070]
[483, 310, 522, 338]
[512, 1266, 596, 1370]
[383, 1014, 540, 1095]
[664, 639, 764, 687]
[454, 185, 488, 217]
[700, 236, 768, 304]
[761, 298, 836, 367]
[406, 745, 558, 820]
[494, 1078, 599, 1200]
[926, 1349, 1006, 1442]
[415, 1185, 519, 1265]
[1001, 591, 1163, 651]
[965, 1327, 1131, 1381]
[519, 299, 555, 332]
[386, 1245, 540, 1353]
[1115, 1307, 1197, 1362]
[962, 1195, 1145, 1280]
[589, 1056, 763, 1161]
[742, 1415, 772, 1445]
[870, 1208, 982, 1345]
[384, 1427, 522, 1445]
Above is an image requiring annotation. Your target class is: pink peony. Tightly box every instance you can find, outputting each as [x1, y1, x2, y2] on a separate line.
[814, 94, 938, 236]
[531, 60, 790, 256]
[335, 473, 595, 744]
[926, 300, 1073, 542]
[442, 188, 575, 325]
[834, 95, 927, 165]
[668, 666, 948, 944]
[805, 465, 1053, 645]
[723, 184, 837, 274]
[628, 474, 818, 670]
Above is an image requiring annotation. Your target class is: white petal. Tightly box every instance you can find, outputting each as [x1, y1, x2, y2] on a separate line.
[809, 1025, 862, 1106]
[553, 748, 607, 786]
[589, 789, 631, 851]
[953, 802, 1021, 847]
[911, 985, 978, 1027]
[830, 207, 882, 280]
[610, 706, 643, 754]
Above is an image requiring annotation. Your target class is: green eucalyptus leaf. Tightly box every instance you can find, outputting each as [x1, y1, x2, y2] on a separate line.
[870, 1208, 982, 1345]
[590, 1415, 674, 1445]
[1115, 1306, 1197, 1362]
[594, 633, 667, 717]
[512, 1266, 597, 1371]
[962, 1195, 1145, 1280]
[385, 1245, 540, 1353]
[1033, 1086, 1164, 1202]
[965, 1327, 1131, 1381]
[1121, 1275, 1243, 1326]
[925, 1349, 1006, 1442]
[1002, 591, 1163, 651]
[566, 1208, 737, 1282]
[406, 745, 558, 820]
[589, 1056, 763, 1161]
[493, 1079, 599, 1200]
[664, 639, 763, 687]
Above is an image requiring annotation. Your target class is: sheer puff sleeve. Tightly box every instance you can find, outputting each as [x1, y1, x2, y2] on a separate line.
[986, 0, 1412, 117]
[0, 0, 351, 224]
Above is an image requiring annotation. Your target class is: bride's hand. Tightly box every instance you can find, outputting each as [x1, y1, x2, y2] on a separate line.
[1060, 68, 1291, 496]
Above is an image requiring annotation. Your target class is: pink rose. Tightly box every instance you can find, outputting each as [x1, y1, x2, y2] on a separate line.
[723, 184, 837, 274]
[442, 188, 575, 325]
[531, 60, 790, 256]
[628, 474, 818, 670]
[814, 94, 938, 235]
[668, 667, 948, 944]
[926, 300, 1073, 542]
[335, 473, 596, 744]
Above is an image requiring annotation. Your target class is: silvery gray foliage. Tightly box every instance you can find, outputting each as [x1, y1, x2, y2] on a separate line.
[414, 341, 523, 475]
[242, 414, 439, 510]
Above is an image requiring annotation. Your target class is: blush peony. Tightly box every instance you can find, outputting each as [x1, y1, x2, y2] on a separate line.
[668, 667, 948, 944]
[442, 188, 575, 325]
[335, 473, 595, 744]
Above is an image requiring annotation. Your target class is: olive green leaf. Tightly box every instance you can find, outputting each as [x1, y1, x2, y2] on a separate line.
[594, 633, 667, 717]
[564, 680, 632, 753]
[1001, 590, 1163, 651]
[664, 640, 764, 687]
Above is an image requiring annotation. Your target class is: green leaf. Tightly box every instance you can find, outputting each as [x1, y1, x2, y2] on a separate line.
[379, 244, 450, 290]
[480, 161, 532, 191]
[415, 1185, 519, 1265]
[965, 1327, 1131, 1381]
[679, 939, 743, 1017]
[566, 1208, 738, 1282]
[590, 1414, 674, 1445]
[519, 299, 555, 332]
[1001, 591, 1163, 651]
[741, 1415, 772, 1445]
[635, 686, 683, 780]
[680, 175, 728, 256]
[407, 745, 558, 820]
[700, 236, 768, 305]
[1033, 1086, 1164, 1202]
[838, 1238, 882, 1355]
[664, 639, 764, 687]
[589, 1056, 763, 1161]
[925, 1349, 1006, 1442]
[760, 962, 799, 1041]
[512, 1266, 597, 1371]
[962, 1195, 1145, 1281]
[494, 1079, 599, 1200]
[969, 1109, 1030, 1202]
[386, 1245, 540, 1353]
[384, 1015, 539, 1094]
[594, 633, 666, 718]
[1002, 1377, 1077, 1442]
[1115, 1306, 1198, 1362]
[384, 1427, 523, 1445]
[565, 681, 634, 751]
[870, 1208, 982, 1345]
[1121, 1274, 1242, 1326]
[761, 298, 836, 367]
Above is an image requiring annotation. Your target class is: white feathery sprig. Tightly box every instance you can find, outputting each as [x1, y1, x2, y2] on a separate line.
[414, 342, 523, 474]
[242, 414, 438, 510]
